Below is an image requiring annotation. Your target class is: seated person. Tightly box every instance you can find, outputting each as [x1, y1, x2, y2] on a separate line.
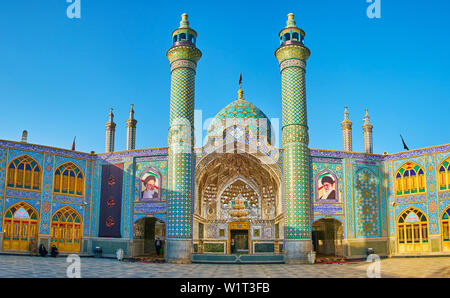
[50, 245, 59, 257]
[38, 244, 48, 257]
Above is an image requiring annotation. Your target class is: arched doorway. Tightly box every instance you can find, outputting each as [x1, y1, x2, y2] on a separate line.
[397, 207, 429, 253]
[2, 202, 39, 251]
[50, 206, 82, 252]
[312, 218, 344, 257]
[441, 207, 450, 251]
[133, 217, 165, 257]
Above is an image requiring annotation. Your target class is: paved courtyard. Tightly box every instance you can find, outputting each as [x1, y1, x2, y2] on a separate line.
[0, 255, 449, 278]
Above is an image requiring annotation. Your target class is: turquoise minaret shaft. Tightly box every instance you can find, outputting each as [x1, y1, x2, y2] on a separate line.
[275, 13, 312, 263]
[166, 13, 202, 263]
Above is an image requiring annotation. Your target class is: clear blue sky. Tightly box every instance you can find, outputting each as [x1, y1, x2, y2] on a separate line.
[0, 0, 449, 154]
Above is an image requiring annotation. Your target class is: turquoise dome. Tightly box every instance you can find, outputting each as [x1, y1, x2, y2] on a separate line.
[215, 98, 269, 120]
[206, 91, 273, 144]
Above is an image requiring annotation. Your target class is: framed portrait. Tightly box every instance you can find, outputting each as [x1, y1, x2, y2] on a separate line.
[139, 169, 161, 202]
[316, 170, 339, 203]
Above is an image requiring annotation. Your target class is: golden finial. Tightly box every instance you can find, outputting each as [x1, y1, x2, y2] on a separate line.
[129, 104, 135, 119]
[238, 73, 244, 100]
[286, 13, 296, 28]
[180, 13, 189, 28]
[108, 108, 114, 121]
[363, 109, 371, 125]
[238, 89, 244, 99]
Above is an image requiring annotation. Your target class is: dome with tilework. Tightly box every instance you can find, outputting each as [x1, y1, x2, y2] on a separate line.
[206, 89, 273, 145]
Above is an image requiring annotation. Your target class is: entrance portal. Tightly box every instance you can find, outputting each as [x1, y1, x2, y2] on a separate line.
[132, 217, 165, 257]
[312, 218, 344, 257]
[228, 222, 250, 254]
[230, 230, 249, 254]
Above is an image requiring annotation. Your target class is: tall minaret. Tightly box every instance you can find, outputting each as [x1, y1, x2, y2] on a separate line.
[363, 109, 373, 153]
[105, 108, 116, 153]
[275, 13, 311, 264]
[165, 13, 201, 263]
[341, 107, 352, 152]
[126, 104, 137, 150]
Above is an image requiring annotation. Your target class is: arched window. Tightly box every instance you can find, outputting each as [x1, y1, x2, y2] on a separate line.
[292, 32, 299, 41]
[6, 155, 41, 191]
[284, 33, 290, 41]
[438, 157, 450, 191]
[50, 206, 82, 252]
[442, 207, 450, 251]
[53, 162, 84, 196]
[2, 202, 39, 251]
[395, 162, 426, 196]
[397, 207, 429, 253]
[179, 33, 186, 41]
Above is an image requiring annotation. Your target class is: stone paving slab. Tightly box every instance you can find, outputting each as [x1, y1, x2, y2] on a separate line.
[0, 255, 448, 278]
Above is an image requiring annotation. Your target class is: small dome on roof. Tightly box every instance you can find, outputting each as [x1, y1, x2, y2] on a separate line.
[206, 89, 273, 145]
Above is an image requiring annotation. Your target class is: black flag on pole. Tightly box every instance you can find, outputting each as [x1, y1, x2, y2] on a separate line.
[71, 136, 76, 151]
[400, 135, 409, 151]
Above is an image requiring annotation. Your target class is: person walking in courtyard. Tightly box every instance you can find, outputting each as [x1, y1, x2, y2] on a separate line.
[155, 237, 163, 256]
[38, 244, 47, 257]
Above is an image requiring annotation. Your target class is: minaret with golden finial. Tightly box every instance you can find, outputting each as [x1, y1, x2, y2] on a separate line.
[341, 107, 353, 152]
[363, 109, 373, 153]
[166, 13, 202, 263]
[126, 104, 137, 150]
[275, 13, 311, 264]
[105, 108, 116, 153]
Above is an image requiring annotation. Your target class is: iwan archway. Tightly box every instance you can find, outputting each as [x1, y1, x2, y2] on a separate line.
[194, 151, 283, 255]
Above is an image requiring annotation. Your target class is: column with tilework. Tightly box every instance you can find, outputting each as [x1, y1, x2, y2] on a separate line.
[126, 104, 137, 151]
[165, 14, 202, 263]
[363, 109, 373, 153]
[275, 13, 312, 263]
[105, 108, 116, 153]
[341, 107, 353, 152]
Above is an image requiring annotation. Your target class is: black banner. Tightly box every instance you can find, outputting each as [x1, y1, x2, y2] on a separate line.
[98, 163, 124, 238]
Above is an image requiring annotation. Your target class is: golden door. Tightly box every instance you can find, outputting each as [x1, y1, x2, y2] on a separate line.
[2, 203, 39, 251]
[50, 207, 82, 252]
[397, 208, 429, 253]
[441, 208, 450, 251]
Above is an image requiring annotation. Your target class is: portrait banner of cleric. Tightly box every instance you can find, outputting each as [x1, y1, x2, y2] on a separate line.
[141, 172, 160, 201]
[318, 175, 337, 201]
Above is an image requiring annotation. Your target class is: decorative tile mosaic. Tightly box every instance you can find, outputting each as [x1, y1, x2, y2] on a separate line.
[5, 189, 41, 200]
[0, 140, 92, 160]
[40, 154, 54, 234]
[83, 161, 92, 237]
[7, 148, 44, 166]
[0, 148, 7, 230]
[354, 167, 381, 238]
[54, 155, 86, 172]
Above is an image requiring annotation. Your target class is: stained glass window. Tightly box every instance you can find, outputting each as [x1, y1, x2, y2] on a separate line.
[53, 162, 84, 196]
[395, 162, 426, 196]
[6, 155, 41, 191]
